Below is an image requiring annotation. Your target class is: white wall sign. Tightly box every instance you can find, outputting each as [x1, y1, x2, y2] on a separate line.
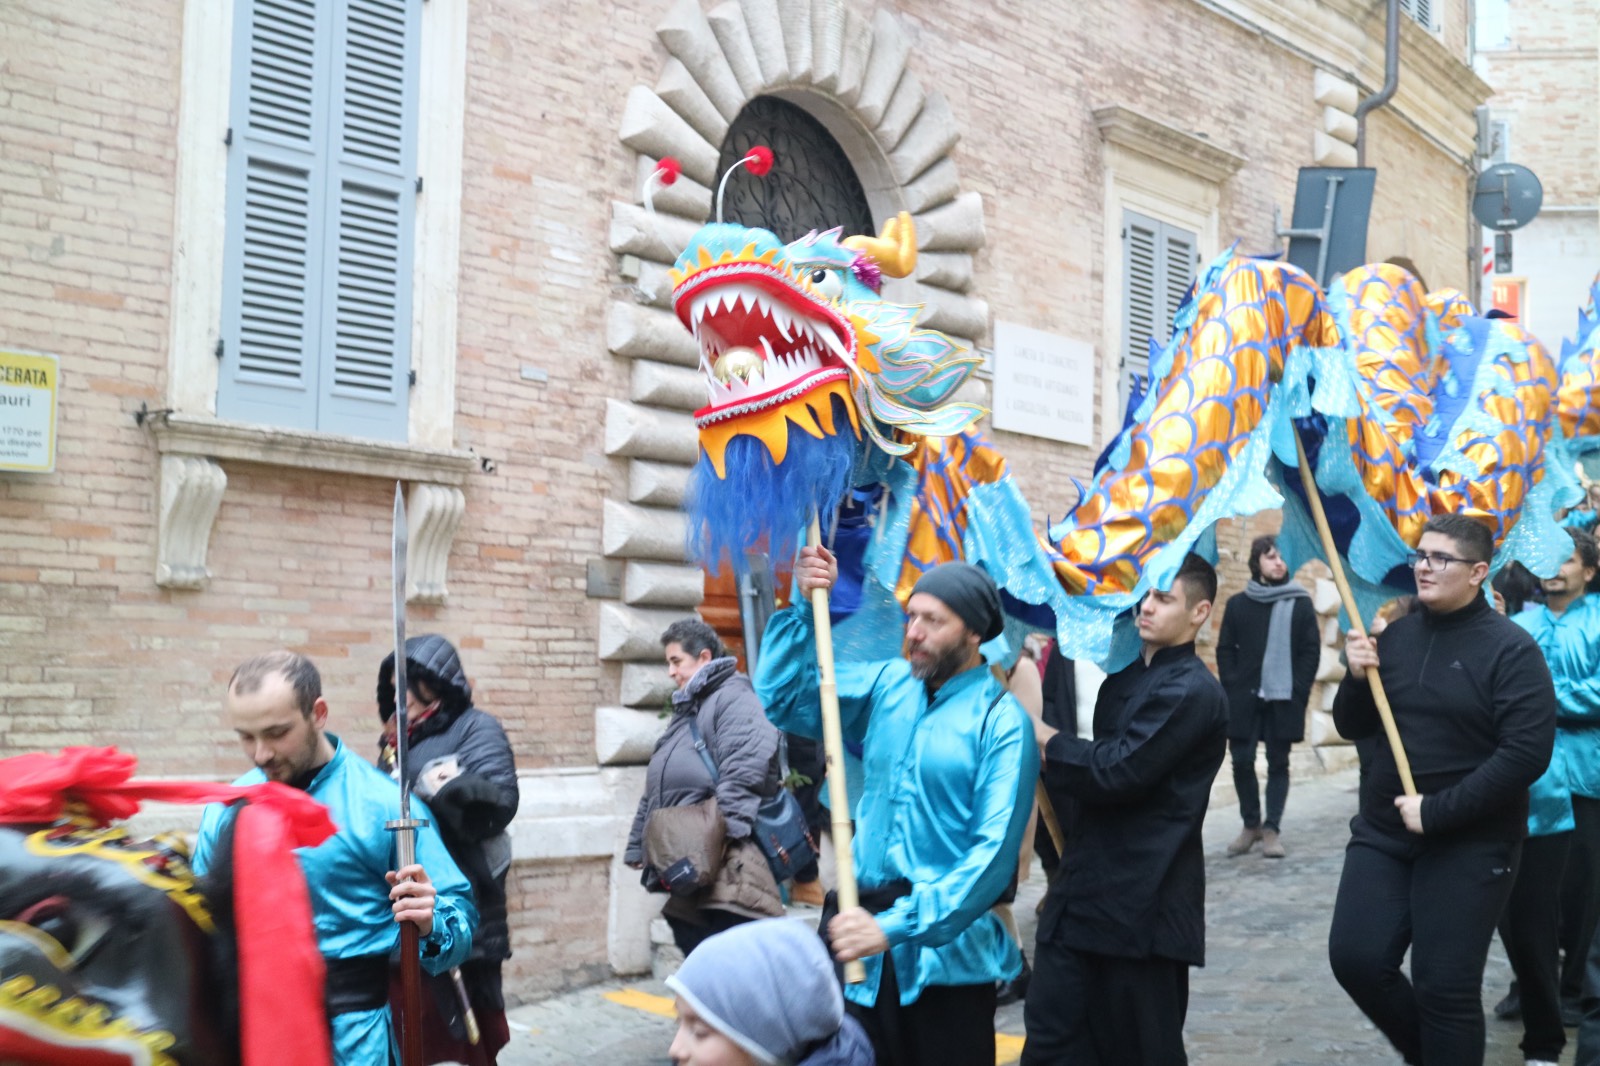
[990, 321, 1096, 446]
[0, 349, 58, 474]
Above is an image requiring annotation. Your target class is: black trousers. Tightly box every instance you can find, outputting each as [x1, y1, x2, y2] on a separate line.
[1576, 900, 1600, 1066]
[1499, 830, 1571, 1062]
[1563, 795, 1600, 1003]
[1021, 942, 1189, 1065]
[666, 908, 751, 957]
[1231, 737, 1292, 832]
[847, 949, 997, 1066]
[1327, 833, 1520, 1066]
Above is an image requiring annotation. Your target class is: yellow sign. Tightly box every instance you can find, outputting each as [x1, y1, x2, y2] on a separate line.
[0, 349, 58, 473]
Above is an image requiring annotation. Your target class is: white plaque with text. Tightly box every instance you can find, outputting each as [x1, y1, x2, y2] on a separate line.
[990, 321, 1095, 446]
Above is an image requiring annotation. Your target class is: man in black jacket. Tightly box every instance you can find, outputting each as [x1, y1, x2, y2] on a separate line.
[1328, 514, 1556, 1066]
[1216, 534, 1320, 858]
[1021, 554, 1228, 1065]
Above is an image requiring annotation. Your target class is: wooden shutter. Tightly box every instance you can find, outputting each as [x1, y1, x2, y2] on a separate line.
[218, 0, 331, 431]
[1120, 210, 1198, 408]
[218, 0, 418, 441]
[317, 0, 418, 441]
[1121, 212, 1160, 406]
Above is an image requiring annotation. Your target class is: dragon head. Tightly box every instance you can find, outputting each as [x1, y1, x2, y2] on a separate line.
[672, 213, 986, 569]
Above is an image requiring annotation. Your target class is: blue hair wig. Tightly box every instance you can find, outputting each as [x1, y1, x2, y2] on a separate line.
[686, 398, 860, 574]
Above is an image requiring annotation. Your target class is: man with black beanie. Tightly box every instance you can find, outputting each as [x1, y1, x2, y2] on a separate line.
[1021, 553, 1227, 1065]
[1328, 514, 1556, 1066]
[755, 551, 1038, 1066]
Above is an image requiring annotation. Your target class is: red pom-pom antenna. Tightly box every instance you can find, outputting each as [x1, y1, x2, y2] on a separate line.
[744, 145, 774, 177]
[655, 157, 681, 186]
[716, 145, 777, 222]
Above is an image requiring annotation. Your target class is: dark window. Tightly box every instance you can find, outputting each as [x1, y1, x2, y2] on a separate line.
[714, 96, 873, 242]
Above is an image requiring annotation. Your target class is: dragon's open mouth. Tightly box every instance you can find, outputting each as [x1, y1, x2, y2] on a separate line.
[674, 266, 855, 427]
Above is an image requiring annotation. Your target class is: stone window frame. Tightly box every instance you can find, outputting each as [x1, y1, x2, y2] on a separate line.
[150, 0, 473, 598]
[1094, 104, 1245, 440]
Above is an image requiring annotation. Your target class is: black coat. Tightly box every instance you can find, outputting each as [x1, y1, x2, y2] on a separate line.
[1215, 591, 1320, 742]
[1037, 644, 1228, 966]
[378, 635, 521, 963]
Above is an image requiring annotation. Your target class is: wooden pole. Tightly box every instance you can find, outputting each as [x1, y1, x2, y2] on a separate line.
[1035, 781, 1066, 855]
[1292, 432, 1417, 795]
[808, 517, 866, 984]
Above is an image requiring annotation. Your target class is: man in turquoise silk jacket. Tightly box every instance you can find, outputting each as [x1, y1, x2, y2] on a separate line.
[1513, 528, 1600, 1019]
[755, 551, 1038, 1066]
[193, 650, 477, 1065]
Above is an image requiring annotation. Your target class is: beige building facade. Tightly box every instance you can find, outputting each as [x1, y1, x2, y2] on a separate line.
[1, 0, 1488, 998]
[1474, 0, 1599, 348]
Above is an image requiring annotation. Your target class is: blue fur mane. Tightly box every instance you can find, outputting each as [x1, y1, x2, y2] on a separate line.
[686, 403, 859, 575]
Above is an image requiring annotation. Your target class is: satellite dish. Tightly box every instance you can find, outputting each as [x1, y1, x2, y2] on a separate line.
[1473, 163, 1543, 231]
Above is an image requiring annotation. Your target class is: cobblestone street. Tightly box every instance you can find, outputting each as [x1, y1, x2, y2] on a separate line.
[501, 766, 1571, 1065]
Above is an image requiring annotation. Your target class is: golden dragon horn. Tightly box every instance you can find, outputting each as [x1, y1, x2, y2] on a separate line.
[844, 212, 917, 279]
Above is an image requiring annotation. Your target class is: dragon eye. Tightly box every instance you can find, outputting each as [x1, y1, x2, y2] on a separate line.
[807, 268, 844, 299]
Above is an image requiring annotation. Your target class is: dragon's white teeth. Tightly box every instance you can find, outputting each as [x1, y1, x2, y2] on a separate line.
[760, 336, 777, 364]
[821, 328, 852, 363]
[774, 306, 794, 341]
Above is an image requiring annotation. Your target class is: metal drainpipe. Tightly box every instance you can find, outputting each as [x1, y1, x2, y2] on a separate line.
[1354, 0, 1402, 166]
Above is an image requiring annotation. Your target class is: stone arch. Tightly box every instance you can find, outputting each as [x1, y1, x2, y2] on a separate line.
[594, 1, 989, 971]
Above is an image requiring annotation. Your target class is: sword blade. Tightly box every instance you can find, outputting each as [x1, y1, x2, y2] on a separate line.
[392, 482, 411, 823]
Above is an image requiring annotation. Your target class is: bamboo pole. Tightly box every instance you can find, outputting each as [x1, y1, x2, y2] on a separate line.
[1036, 781, 1066, 855]
[808, 518, 866, 984]
[1293, 432, 1417, 795]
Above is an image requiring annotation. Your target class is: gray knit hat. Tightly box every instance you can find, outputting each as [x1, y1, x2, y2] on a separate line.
[665, 919, 855, 1066]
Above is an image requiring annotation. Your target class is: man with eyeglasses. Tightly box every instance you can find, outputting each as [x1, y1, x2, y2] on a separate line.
[1327, 514, 1556, 1066]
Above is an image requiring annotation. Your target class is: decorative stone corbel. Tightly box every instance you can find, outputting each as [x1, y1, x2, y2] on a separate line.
[156, 454, 227, 590]
[406, 482, 466, 605]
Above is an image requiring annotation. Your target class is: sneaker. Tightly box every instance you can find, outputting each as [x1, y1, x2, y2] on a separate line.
[1526, 1060, 1559, 1065]
[1493, 987, 1521, 1020]
[789, 879, 826, 908]
[1226, 827, 1262, 857]
[1262, 829, 1286, 859]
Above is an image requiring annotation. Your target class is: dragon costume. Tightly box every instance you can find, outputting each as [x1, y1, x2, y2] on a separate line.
[666, 157, 1583, 668]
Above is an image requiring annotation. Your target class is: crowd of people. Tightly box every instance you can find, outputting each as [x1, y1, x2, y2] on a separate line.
[186, 503, 1600, 1065]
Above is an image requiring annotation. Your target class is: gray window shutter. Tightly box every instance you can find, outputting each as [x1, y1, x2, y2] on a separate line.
[1162, 226, 1198, 336]
[217, 0, 332, 431]
[317, 0, 419, 441]
[218, 0, 418, 442]
[1121, 211, 1160, 406]
[1120, 211, 1198, 409]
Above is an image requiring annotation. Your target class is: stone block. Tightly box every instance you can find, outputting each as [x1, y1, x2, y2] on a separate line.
[655, 57, 729, 146]
[621, 661, 676, 709]
[707, 2, 763, 99]
[609, 201, 703, 266]
[602, 498, 691, 562]
[603, 398, 699, 465]
[619, 85, 719, 187]
[737, 0, 789, 87]
[623, 560, 705, 608]
[599, 602, 696, 661]
[657, 0, 746, 122]
[629, 460, 693, 507]
[855, 8, 911, 129]
[606, 300, 702, 368]
[1315, 645, 1346, 684]
[1312, 578, 1341, 616]
[917, 190, 986, 253]
[890, 91, 960, 186]
[631, 360, 708, 413]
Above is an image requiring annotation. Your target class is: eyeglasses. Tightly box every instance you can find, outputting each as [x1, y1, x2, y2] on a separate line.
[1407, 550, 1480, 572]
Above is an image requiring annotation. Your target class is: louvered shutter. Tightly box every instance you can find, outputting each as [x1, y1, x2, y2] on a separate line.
[218, 0, 418, 441]
[1121, 212, 1160, 406]
[1120, 211, 1198, 409]
[218, 0, 332, 431]
[1401, 0, 1435, 30]
[1162, 226, 1198, 338]
[316, 0, 419, 441]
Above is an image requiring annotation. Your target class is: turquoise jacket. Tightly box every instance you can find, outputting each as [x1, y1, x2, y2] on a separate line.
[755, 600, 1038, 1008]
[194, 736, 476, 1065]
[1515, 595, 1600, 807]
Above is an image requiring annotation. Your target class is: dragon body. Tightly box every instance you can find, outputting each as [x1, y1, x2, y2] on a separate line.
[673, 212, 1581, 666]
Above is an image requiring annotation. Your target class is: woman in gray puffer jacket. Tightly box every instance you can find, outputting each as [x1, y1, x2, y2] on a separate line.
[627, 619, 786, 955]
[378, 634, 519, 1063]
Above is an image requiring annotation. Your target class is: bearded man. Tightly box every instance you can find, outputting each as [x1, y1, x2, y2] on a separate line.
[755, 554, 1038, 1066]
